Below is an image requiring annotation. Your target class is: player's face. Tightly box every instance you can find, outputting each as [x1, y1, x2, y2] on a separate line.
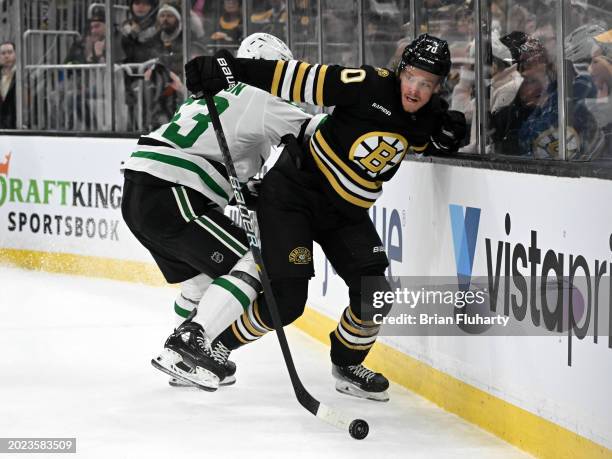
[399, 66, 440, 113]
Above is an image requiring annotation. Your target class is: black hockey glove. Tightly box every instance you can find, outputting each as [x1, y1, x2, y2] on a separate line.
[429, 110, 467, 153]
[185, 49, 240, 96]
[243, 177, 261, 209]
[228, 178, 260, 210]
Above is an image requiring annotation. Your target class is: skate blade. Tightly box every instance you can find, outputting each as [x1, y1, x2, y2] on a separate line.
[169, 374, 236, 388]
[152, 349, 219, 391]
[335, 380, 389, 402]
[220, 374, 236, 386]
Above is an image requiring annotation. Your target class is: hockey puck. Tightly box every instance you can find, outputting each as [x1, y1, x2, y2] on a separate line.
[348, 419, 369, 440]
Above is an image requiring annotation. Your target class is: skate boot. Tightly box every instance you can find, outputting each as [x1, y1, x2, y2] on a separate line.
[332, 364, 389, 402]
[151, 319, 226, 391]
[169, 356, 236, 387]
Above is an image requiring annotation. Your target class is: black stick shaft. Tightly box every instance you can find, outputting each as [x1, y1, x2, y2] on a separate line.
[203, 93, 319, 413]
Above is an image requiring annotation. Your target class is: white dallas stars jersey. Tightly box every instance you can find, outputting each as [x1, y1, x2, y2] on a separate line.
[122, 82, 311, 208]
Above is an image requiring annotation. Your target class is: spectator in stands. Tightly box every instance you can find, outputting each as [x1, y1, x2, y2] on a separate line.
[120, 0, 159, 132]
[588, 29, 612, 156]
[185, 0, 206, 41]
[364, 0, 404, 68]
[291, 0, 318, 62]
[322, 0, 359, 64]
[506, 4, 536, 36]
[568, 0, 589, 30]
[453, 34, 522, 152]
[488, 36, 523, 116]
[564, 23, 603, 100]
[66, 5, 107, 64]
[452, 5, 473, 42]
[0, 41, 16, 129]
[209, 0, 243, 47]
[491, 34, 602, 159]
[490, 0, 505, 35]
[141, 2, 186, 130]
[490, 35, 550, 156]
[191, 0, 207, 19]
[192, 0, 221, 38]
[591, 29, 612, 100]
[150, 2, 183, 77]
[532, 12, 556, 64]
[250, 0, 287, 38]
[63, 5, 112, 130]
[121, 0, 160, 63]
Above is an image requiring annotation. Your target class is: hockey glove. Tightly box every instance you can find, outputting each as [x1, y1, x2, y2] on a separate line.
[429, 110, 467, 153]
[244, 177, 261, 209]
[185, 49, 240, 96]
[228, 178, 260, 210]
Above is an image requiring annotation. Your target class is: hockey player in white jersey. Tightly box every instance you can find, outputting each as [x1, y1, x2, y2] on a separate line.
[121, 33, 319, 391]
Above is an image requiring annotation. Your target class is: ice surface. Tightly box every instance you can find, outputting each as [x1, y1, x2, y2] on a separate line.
[0, 266, 529, 458]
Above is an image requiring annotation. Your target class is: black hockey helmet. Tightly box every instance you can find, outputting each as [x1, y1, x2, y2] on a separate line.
[397, 34, 451, 78]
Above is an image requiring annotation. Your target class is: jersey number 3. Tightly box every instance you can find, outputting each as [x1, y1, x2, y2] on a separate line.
[161, 96, 230, 148]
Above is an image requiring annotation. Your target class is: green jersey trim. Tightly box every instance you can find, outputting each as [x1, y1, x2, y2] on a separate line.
[131, 150, 229, 200]
[122, 146, 232, 208]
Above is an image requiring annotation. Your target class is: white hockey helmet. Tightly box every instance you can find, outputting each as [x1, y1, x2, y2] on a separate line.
[237, 33, 293, 61]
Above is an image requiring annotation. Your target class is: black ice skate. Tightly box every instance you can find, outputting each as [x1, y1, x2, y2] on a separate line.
[151, 319, 226, 391]
[332, 364, 390, 402]
[169, 347, 236, 387]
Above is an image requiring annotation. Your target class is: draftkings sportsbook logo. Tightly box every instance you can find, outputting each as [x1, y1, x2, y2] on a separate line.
[449, 204, 612, 366]
[0, 152, 10, 175]
[0, 151, 122, 241]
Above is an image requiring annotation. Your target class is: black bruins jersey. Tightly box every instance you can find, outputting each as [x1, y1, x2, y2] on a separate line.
[240, 59, 447, 211]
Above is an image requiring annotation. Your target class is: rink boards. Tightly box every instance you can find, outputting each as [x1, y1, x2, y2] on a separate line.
[0, 135, 610, 458]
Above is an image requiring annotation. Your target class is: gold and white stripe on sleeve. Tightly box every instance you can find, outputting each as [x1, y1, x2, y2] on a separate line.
[270, 60, 329, 105]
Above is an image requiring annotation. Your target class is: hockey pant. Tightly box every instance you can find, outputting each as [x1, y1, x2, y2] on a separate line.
[215, 145, 393, 365]
[121, 172, 261, 340]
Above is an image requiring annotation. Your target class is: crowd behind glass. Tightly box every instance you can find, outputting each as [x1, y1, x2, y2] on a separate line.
[0, 0, 610, 161]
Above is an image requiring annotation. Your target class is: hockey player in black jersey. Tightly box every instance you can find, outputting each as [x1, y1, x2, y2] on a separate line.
[185, 34, 466, 401]
[121, 33, 322, 391]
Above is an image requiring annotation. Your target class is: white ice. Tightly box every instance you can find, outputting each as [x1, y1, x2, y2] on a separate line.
[0, 266, 529, 459]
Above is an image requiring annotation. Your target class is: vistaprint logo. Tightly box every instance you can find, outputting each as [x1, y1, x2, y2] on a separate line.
[449, 204, 481, 290]
[0, 152, 123, 241]
[449, 204, 612, 366]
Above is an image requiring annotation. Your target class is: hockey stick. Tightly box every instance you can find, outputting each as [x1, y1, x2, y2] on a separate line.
[199, 66, 368, 440]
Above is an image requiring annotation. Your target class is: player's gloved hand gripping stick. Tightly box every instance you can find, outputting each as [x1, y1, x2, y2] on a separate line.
[195, 54, 369, 440]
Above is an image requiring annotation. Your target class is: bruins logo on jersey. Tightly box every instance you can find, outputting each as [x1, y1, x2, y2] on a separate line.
[533, 126, 579, 159]
[289, 247, 312, 265]
[375, 67, 390, 78]
[349, 132, 409, 177]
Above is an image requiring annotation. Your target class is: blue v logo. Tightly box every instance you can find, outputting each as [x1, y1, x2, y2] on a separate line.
[449, 204, 481, 289]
